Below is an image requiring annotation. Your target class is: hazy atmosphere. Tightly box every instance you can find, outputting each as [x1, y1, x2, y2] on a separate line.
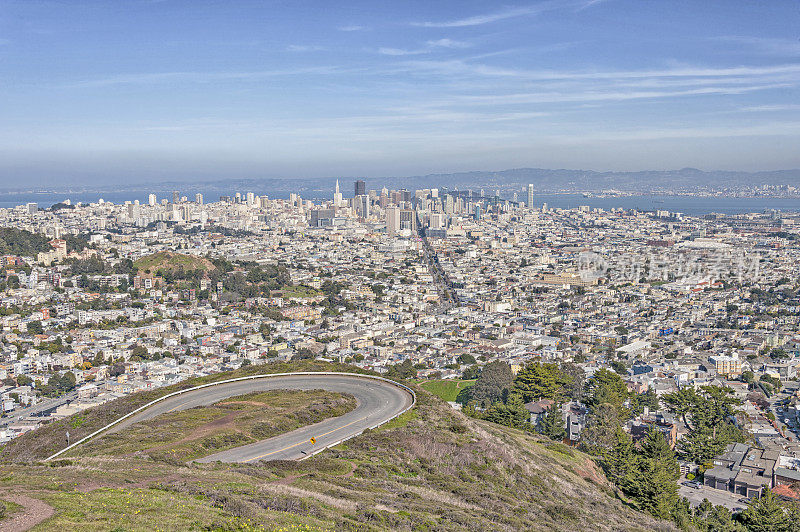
[1, 0, 800, 186]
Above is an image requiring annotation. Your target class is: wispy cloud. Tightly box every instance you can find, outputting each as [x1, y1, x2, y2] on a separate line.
[412, 5, 548, 28]
[338, 25, 366, 32]
[453, 84, 790, 106]
[62, 67, 344, 88]
[714, 36, 800, 57]
[426, 38, 471, 49]
[286, 44, 325, 52]
[378, 47, 428, 56]
[740, 104, 800, 112]
[398, 59, 800, 82]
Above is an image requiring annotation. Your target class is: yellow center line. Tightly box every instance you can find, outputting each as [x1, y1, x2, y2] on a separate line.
[166, 400, 191, 413]
[243, 415, 369, 463]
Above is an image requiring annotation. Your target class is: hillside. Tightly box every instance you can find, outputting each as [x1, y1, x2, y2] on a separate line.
[0, 227, 51, 257]
[133, 251, 216, 275]
[0, 364, 672, 531]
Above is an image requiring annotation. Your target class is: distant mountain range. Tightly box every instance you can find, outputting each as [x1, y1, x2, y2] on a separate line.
[2, 167, 800, 198]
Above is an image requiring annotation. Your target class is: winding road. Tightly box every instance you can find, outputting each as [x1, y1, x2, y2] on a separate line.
[98, 373, 414, 463]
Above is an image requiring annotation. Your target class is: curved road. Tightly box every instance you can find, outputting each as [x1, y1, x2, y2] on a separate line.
[101, 374, 414, 463]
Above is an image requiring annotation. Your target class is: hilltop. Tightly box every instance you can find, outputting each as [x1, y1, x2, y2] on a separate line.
[133, 251, 216, 275]
[0, 363, 672, 531]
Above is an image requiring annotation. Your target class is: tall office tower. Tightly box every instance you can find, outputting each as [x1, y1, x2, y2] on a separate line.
[289, 193, 297, 205]
[333, 180, 343, 207]
[247, 192, 255, 205]
[26, 203, 37, 214]
[148, 194, 157, 206]
[512, 192, 518, 203]
[527, 183, 534, 209]
[473, 204, 482, 221]
[386, 205, 400, 236]
[360, 195, 369, 218]
[172, 190, 180, 204]
[354, 179, 365, 197]
[235, 192, 242, 203]
[260, 195, 269, 209]
[444, 194, 454, 214]
[195, 193, 203, 205]
[430, 188, 439, 198]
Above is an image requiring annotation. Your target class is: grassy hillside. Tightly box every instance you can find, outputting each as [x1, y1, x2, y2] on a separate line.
[0, 363, 673, 531]
[75, 390, 356, 462]
[0, 360, 374, 462]
[133, 251, 216, 274]
[419, 379, 475, 402]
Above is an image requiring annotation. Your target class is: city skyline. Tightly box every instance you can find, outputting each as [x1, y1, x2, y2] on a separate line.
[1, 1, 800, 186]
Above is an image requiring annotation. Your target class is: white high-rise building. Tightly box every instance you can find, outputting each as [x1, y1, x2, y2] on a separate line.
[386, 205, 400, 236]
[195, 193, 203, 205]
[333, 180, 343, 208]
[527, 184, 534, 209]
[247, 192, 255, 205]
[148, 194, 157, 206]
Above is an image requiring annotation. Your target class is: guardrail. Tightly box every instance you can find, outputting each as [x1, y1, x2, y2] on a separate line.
[45, 371, 416, 462]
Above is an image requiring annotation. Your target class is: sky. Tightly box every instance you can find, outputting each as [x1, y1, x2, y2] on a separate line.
[1, 0, 799, 187]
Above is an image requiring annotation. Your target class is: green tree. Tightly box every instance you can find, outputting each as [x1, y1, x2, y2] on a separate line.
[512, 361, 572, 402]
[461, 364, 480, 380]
[384, 359, 417, 380]
[538, 403, 566, 441]
[611, 360, 627, 375]
[470, 361, 514, 408]
[585, 368, 629, 414]
[580, 403, 626, 455]
[662, 385, 744, 463]
[457, 353, 476, 365]
[483, 395, 529, 429]
[739, 489, 796, 532]
[27, 320, 43, 335]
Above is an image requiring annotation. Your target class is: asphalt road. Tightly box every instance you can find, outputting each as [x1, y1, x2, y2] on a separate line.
[0, 392, 78, 427]
[102, 374, 414, 463]
[679, 483, 748, 513]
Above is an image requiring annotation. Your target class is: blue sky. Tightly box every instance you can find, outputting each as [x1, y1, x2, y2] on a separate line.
[1, 0, 799, 186]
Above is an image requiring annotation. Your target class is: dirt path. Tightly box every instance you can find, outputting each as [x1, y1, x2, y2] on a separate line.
[137, 411, 241, 455]
[0, 494, 55, 532]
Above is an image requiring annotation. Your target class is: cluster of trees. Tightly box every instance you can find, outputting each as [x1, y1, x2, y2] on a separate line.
[0, 228, 51, 256]
[37, 371, 77, 397]
[602, 428, 680, 519]
[460, 361, 586, 440]
[458, 361, 763, 526]
[384, 359, 419, 380]
[661, 385, 746, 463]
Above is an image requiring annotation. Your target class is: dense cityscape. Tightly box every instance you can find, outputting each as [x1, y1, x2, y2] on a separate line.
[0, 179, 798, 528]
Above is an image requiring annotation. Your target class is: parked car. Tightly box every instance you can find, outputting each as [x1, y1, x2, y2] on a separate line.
[683, 480, 702, 489]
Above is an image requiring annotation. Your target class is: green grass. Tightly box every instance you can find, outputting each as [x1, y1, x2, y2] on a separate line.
[75, 390, 355, 462]
[419, 379, 475, 402]
[133, 251, 215, 274]
[34, 488, 327, 531]
[0, 360, 377, 462]
[0, 362, 671, 531]
[0, 498, 23, 521]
